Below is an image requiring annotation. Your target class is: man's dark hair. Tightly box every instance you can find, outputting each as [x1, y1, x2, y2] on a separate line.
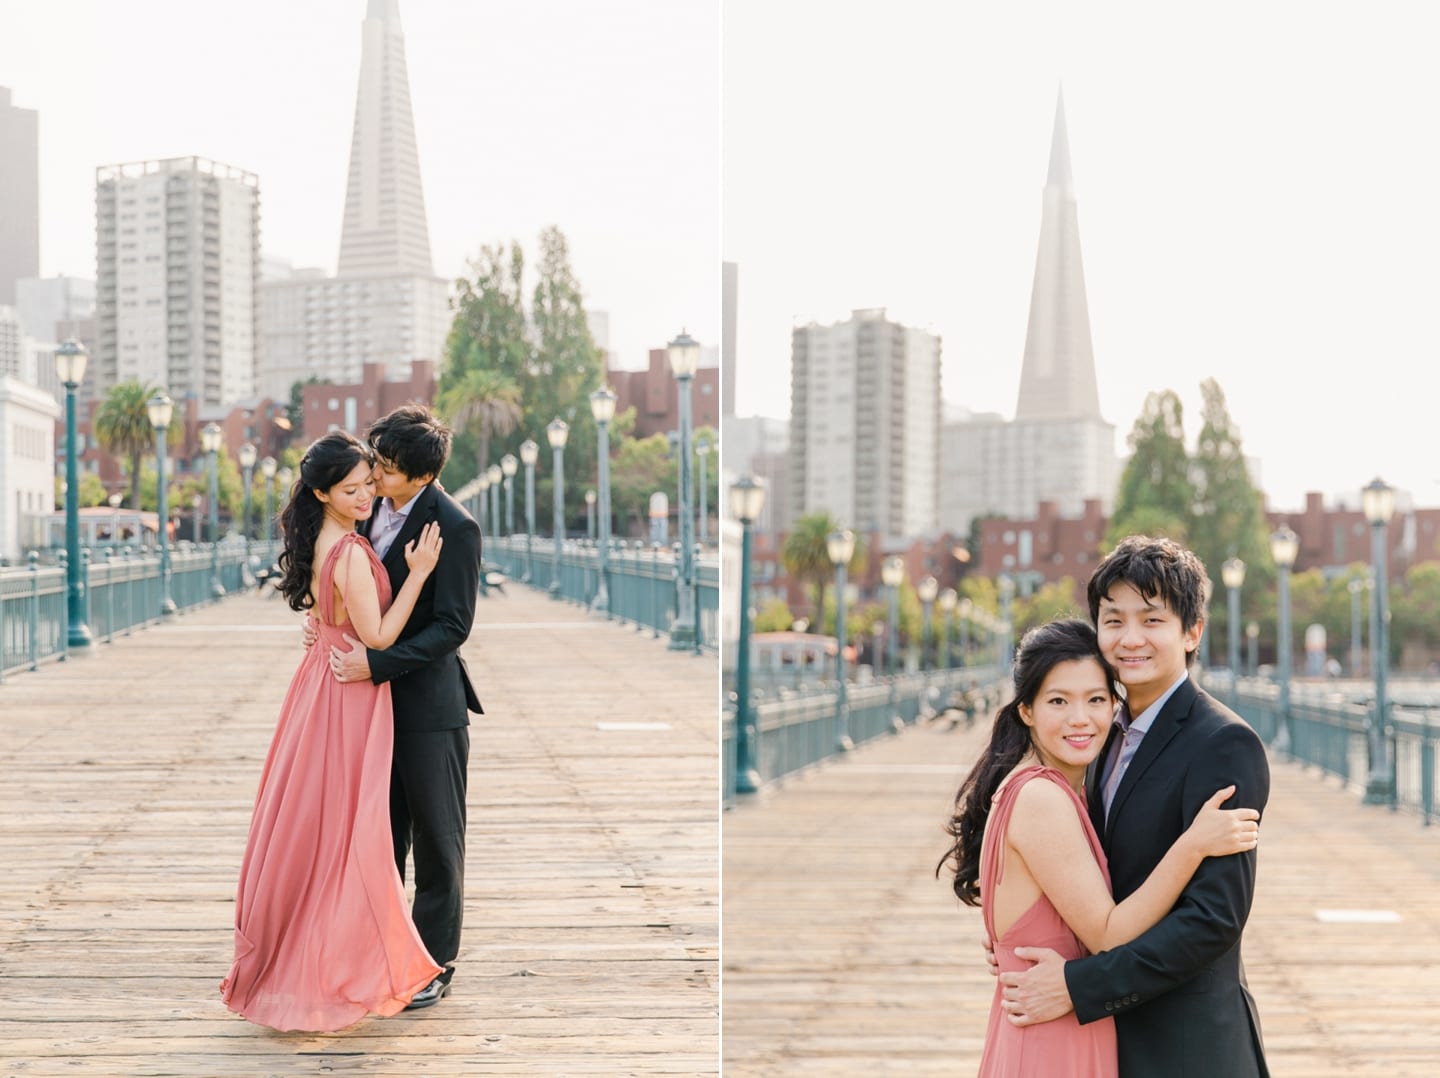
[366, 404, 452, 481]
[1087, 535, 1211, 652]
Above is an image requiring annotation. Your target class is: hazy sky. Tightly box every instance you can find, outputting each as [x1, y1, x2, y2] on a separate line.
[1, 0, 719, 369]
[723, 0, 1440, 511]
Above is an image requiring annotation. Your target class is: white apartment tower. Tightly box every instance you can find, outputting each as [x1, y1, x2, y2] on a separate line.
[942, 92, 1117, 532]
[0, 87, 40, 305]
[792, 309, 941, 540]
[257, 0, 449, 401]
[94, 157, 260, 409]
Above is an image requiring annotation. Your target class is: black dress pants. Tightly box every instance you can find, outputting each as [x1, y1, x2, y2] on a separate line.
[390, 725, 469, 970]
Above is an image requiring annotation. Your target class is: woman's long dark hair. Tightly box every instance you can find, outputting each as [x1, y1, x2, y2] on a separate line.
[936, 618, 1117, 906]
[275, 431, 375, 613]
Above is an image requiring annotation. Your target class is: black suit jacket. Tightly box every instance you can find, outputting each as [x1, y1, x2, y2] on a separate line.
[359, 483, 482, 730]
[1064, 676, 1270, 1078]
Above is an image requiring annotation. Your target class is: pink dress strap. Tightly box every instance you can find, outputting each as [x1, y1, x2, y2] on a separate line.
[315, 532, 381, 626]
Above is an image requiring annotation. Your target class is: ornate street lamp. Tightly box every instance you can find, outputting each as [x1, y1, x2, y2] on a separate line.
[238, 441, 257, 574]
[477, 473, 491, 538]
[1246, 620, 1259, 676]
[585, 488, 597, 540]
[880, 555, 904, 676]
[501, 453, 518, 538]
[260, 455, 278, 547]
[487, 463, 502, 546]
[938, 587, 958, 670]
[589, 387, 617, 615]
[957, 597, 973, 668]
[56, 340, 93, 648]
[917, 575, 939, 670]
[1269, 524, 1299, 752]
[1362, 477, 1396, 805]
[200, 423, 226, 599]
[828, 528, 856, 751]
[1221, 557, 1245, 706]
[1347, 575, 1367, 677]
[148, 391, 177, 617]
[108, 491, 123, 545]
[667, 331, 700, 651]
[519, 439, 539, 584]
[730, 475, 767, 794]
[547, 418, 569, 597]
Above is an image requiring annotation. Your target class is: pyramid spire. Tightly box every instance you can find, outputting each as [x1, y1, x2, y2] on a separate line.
[1014, 89, 1102, 421]
[337, 0, 434, 277]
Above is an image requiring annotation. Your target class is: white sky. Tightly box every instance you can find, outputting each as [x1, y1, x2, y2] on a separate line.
[0, 0, 719, 369]
[723, 0, 1440, 512]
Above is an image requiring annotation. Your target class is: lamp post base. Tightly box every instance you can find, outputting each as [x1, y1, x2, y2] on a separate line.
[549, 579, 561, 598]
[735, 768, 763, 796]
[67, 625, 94, 650]
[835, 734, 854, 753]
[210, 580, 227, 600]
[160, 598, 178, 618]
[667, 621, 697, 651]
[1363, 774, 1396, 805]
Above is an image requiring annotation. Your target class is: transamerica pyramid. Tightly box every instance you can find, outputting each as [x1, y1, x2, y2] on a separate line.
[1014, 89, 1103, 421]
[336, 0, 434, 277]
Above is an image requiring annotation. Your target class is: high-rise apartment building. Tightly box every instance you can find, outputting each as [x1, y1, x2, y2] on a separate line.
[257, 0, 448, 403]
[94, 157, 260, 410]
[942, 92, 1117, 533]
[791, 308, 941, 540]
[722, 261, 737, 418]
[0, 87, 40, 305]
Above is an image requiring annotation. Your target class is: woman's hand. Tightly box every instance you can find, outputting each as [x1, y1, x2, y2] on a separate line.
[403, 522, 443, 577]
[1183, 785, 1260, 858]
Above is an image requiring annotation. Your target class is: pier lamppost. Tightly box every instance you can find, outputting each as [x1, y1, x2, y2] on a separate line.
[917, 575, 939, 671]
[730, 475, 767, 794]
[200, 423, 226, 599]
[667, 331, 700, 651]
[148, 391, 177, 618]
[958, 597, 973, 667]
[1362, 477, 1396, 806]
[1270, 525, 1299, 753]
[56, 339, 94, 649]
[828, 528, 856, 752]
[260, 455, 278, 547]
[938, 587, 957, 670]
[487, 464, 502, 546]
[501, 453, 518, 539]
[1246, 621, 1259, 676]
[585, 489, 597, 540]
[590, 387, 617, 615]
[881, 555, 904, 675]
[519, 439, 538, 583]
[1221, 557, 1245, 707]
[547, 418, 569, 597]
[238, 442, 257, 576]
[477, 473, 490, 538]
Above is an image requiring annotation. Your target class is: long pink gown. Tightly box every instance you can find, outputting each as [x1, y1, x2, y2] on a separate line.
[221, 532, 441, 1031]
[977, 765, 1117, 1078]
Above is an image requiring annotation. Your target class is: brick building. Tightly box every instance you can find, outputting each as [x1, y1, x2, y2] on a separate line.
[609, 349, 720, 441]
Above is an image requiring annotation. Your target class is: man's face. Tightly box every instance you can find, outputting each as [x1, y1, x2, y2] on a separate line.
[1095, 581, 1202, 712]
[370, 453, 430, 505]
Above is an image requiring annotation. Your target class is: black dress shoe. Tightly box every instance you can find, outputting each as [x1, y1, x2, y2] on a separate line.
[404, 975, 452, 1010]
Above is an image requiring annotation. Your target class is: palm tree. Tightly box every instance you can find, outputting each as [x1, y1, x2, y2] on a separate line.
[438, 368, 523, 483]
[782, 512, 840, 625]
[94, 380, 176, 511]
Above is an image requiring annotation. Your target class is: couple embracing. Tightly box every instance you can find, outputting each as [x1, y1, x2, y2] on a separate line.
[940, 535, 1272, 1078]
[221, 405, 482, 1031]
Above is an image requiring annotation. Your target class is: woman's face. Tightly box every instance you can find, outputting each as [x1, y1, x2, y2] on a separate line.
[317, 459, 376, 523]
[1017, 657, 1115, 774]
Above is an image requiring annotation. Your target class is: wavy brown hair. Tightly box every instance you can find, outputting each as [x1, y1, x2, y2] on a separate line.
[275, 431, 375, 612]
[936, 618, 1118, 906]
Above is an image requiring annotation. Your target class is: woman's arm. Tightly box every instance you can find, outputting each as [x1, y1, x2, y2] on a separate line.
[1009, 779, 1256, 954]
[334, 525, 442, 650]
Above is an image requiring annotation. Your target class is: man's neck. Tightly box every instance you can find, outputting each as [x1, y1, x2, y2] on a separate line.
[388, 485, 426, 513]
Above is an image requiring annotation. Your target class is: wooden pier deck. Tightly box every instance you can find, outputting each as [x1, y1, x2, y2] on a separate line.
[722, 710, 1440, 1076]
[0, 586, 718, 1077]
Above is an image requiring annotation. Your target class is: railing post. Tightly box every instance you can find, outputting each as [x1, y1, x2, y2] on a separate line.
[1422, 713, 1434, 827]
[105, 548, 115, 644]
[28, 551, 40, 671]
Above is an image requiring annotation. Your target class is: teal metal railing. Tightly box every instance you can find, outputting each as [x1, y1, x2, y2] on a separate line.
[1205, 673, 1440, 825]
[485, 536, 719, 650]
[1, 541, 282, 681]
[723, 665, 1006, 802]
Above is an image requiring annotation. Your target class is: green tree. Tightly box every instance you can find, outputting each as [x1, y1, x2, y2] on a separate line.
[1390, 563, 1440, 665]
[753, 597, 795, 634]
[609, 432, 676, 536]
[93, 381, 179, 510]
[1107, 389, 1193, 547]
[1014, 577, 1086, 637]
[782, 513, 839, 621]
[438, 368, 523, 487]
[287, 377, 331, 440]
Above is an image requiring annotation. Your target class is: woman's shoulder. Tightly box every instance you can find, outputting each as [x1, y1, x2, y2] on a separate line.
[1003, 767, 1084, 827]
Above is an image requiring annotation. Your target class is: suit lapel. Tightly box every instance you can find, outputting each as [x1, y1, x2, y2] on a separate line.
[1104, 677, 1197, 844]
[1086, 723, 1119, 839]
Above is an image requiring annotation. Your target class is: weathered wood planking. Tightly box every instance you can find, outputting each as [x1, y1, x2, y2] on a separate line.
[0, 588, 719, 1076]
[722, 715, 1440, 1077]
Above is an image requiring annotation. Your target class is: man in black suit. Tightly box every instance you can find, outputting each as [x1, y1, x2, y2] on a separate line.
[327, 405, 482, 1009]
[998, 535, 1270, 1077]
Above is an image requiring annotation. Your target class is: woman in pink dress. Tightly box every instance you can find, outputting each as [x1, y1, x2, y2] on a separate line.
[937, 619, 1259, 1077]
[221, 430, 444, 1031]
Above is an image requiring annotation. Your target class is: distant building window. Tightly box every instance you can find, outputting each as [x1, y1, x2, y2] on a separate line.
[1003, 530, 1015, 545]
[1019, 530, 1033, 567]
[328, 398, 339, 411]
[345, 398, 357, 430]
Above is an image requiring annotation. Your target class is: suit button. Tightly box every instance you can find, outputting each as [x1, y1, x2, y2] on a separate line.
[1104, 1001, 1114, 1012]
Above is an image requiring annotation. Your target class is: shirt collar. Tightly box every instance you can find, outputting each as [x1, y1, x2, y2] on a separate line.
[1119, 670, 1189, 735]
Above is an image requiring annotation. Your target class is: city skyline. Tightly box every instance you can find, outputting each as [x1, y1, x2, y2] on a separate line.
[723, 0, 1440, 512]
[0, 0, 719, 369]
